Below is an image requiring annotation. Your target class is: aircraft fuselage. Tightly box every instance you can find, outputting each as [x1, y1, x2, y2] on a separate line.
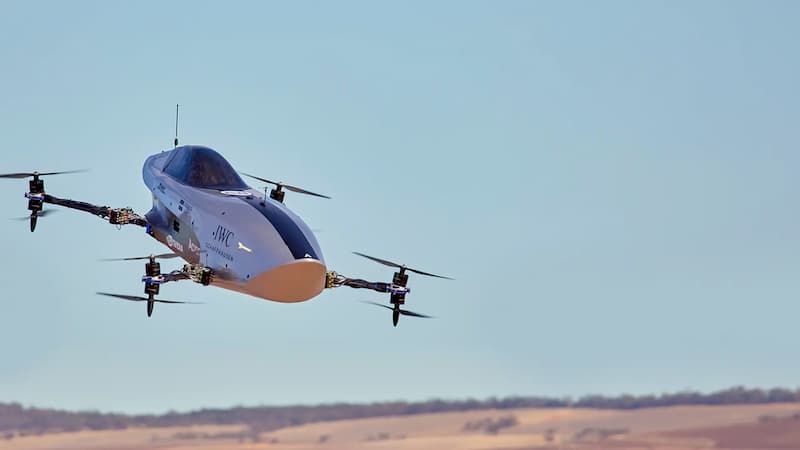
[141, 146, 326, 302]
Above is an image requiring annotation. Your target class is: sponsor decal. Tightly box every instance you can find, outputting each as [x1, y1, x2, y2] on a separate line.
[188, 238, 201, 253]
[166, 234, 184, 252]
[205, 242, 234, 262]
[212, 225, 235, 247]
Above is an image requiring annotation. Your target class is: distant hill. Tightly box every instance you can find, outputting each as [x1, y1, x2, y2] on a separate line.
[2, 386, 799, 436]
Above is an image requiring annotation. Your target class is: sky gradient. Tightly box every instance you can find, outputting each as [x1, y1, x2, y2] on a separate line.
[1, 1, 799, 414]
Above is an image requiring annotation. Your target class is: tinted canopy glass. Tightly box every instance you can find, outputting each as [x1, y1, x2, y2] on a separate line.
[164, 146, 248, 190]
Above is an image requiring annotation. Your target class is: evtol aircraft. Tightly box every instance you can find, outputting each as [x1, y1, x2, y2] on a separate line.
[1, 108, 450, 326]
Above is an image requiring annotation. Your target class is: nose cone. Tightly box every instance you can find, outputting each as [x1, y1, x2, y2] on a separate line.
[244, 258, 327, 302]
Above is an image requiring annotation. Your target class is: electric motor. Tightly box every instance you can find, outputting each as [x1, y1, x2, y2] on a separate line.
[270, 188, 285, 203]
[392, 271, 408, 287]
[28, 178, 43, 194]
[199, 268, 212, 286]
[146, 262, 161, 277]
[144, 282, 159, 296]
[27, 199, 42, 212]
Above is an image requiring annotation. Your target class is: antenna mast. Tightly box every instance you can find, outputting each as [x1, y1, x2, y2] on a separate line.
[173, 104, 180, 148]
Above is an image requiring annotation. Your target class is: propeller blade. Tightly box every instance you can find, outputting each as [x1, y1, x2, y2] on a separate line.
[96, 292, 201, 304]
[154, 299, 200, 304]
[361, 301, 433, 318]
[100, 253, 180, 262]
[240, 172, 331, 199]
[281, 184, 331, 199]
[11, 210, 57, 220]
[240, 172, 277, 185]
[36, 170, 88, 176]
[353, 252, 403, 269]
[97, 292, 147, 302]
[399, 309, 433, 318]
[353, 252, 454, 280]
[363, 300, 394, 311]
[405, 267, 454, 280]
[0, 170, 87, 179]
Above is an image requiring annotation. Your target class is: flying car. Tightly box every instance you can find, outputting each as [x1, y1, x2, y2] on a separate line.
[2, 108, 450, 326]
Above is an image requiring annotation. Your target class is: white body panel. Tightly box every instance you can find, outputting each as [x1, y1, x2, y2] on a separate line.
[142, 147, 326, 302]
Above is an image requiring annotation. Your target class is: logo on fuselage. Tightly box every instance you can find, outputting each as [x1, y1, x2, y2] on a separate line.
[212, 225, 235, 247]
[166, 234, 184, 252]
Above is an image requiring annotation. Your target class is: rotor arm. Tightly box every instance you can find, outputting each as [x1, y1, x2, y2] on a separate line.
[43, 194, 148, 227]
[327, 272, 384, 291]
[326, 254, 450, 327]
[162, 270, 191, 283]
[325, 271, 391, 292]
[43, 194, 109, 217]
[2, 170, 147, 232]
[340, 278, 391, 293]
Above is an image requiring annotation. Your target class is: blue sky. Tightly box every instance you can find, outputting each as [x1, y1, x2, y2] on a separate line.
[1, 1, 799, 414]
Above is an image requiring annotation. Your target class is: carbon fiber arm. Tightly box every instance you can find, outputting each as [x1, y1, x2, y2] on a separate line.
[43, 194, 148, 227]
[325, 271, 391, 293]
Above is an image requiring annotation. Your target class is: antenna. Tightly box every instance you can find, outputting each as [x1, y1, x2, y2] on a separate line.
[173, 104, 180, 148]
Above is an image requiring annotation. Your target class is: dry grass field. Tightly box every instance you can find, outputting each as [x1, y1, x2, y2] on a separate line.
[3, 403, 800, 450]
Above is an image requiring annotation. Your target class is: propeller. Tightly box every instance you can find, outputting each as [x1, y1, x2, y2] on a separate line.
[0, 170, 87, 179]
[362, 301, 433, 318]
[240, 172, 330, 199]
[353, 252, 454, 280]
[97, 292, 200, 304]
[97, 292, 201, 317]
[100, 253, 180, 262]
[11, 209, 57, 220]
[363, 300, 432, 327]
[2, 169, 87, 232]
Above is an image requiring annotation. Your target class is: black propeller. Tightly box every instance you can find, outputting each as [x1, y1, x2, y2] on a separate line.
[100, 253, 180, 262]
[349, 252, 451, 326]
[0, 170, 87, 179]
[363, 301, 433, 318]
[353, 252, 453, 280]
[11, 209, 57, 220]
[97, 292, 200, 304]
[1, 169, 87, 232]
[363, 300, 432, 327]
[97, 292, 201, 317]
[240, 172, 330, 200]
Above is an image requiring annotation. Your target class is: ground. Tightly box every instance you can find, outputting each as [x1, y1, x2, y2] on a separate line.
[3, 403, 800, 450]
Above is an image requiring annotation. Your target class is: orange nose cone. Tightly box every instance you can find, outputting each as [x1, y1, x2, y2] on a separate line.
[245, 259, 327, 302]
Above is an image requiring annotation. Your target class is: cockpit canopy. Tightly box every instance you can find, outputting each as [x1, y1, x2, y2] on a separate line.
[163, 146, 248, 190]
